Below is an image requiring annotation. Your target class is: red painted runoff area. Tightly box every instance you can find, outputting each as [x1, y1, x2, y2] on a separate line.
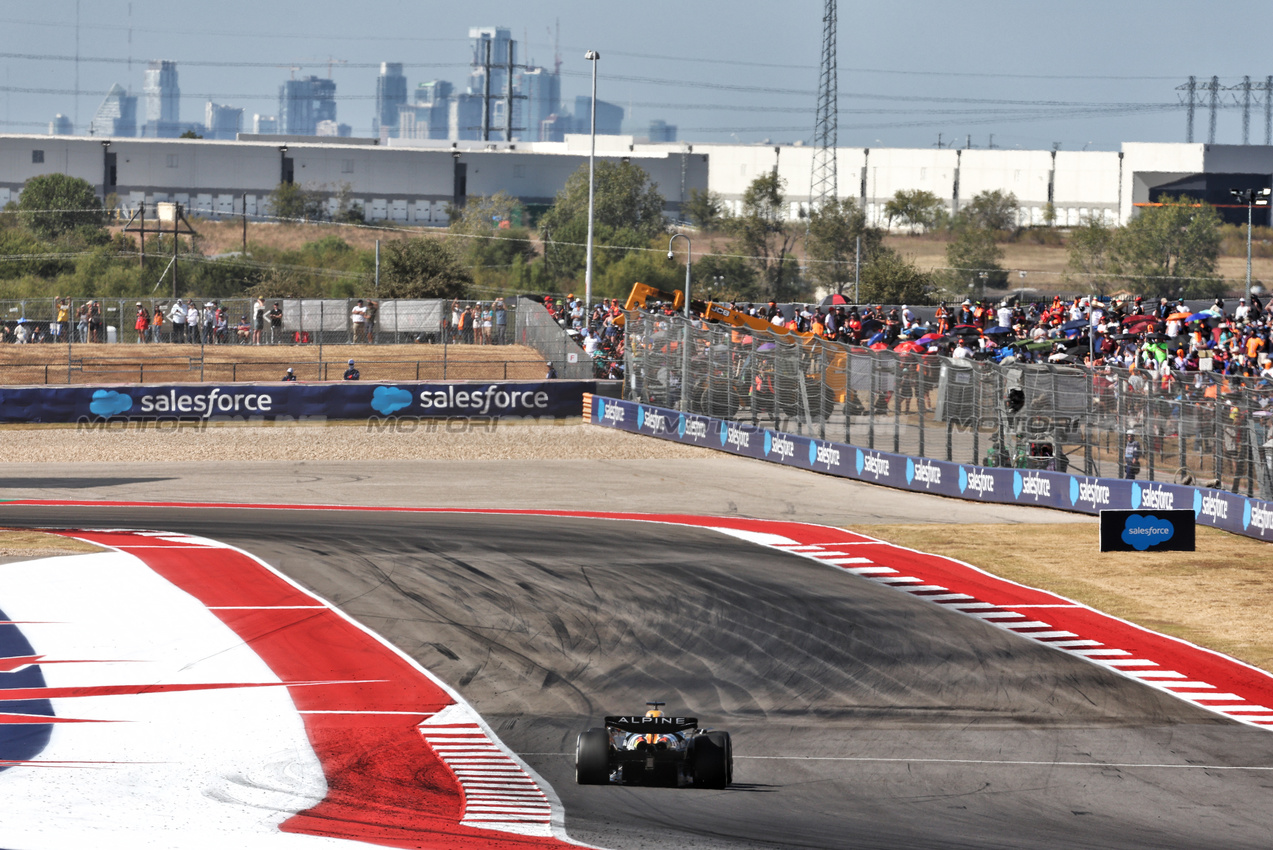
[5, 500, 1273, 847]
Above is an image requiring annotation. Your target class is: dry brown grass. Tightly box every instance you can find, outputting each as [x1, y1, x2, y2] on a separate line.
[0, 343, 548, 385]
[0, 530, 101, 561]
[113, 220, 443, 257]
[854, 522, 1273, 672]
[883, 234, 1273, 292]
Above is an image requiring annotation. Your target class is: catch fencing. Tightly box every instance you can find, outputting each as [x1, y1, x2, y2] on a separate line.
[514, 301, 594, 379]
[0, 297, 516, 347]
[623, 309, 1273, 500]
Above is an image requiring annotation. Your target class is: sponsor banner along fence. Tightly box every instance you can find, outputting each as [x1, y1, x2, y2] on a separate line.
[585, 394, 1273, 543]
[0, 381, 598, 424]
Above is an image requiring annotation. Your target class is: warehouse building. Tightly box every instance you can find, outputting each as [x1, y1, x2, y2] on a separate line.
[0, 133, 1267, 230]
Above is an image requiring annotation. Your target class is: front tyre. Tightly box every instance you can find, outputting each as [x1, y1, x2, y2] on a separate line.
[575, 727, 611, 785]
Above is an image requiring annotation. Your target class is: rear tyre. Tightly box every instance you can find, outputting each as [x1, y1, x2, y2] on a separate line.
[706, 731, 733, 785]
[575, 728, 611, 785]
[691, 734, 728, 789]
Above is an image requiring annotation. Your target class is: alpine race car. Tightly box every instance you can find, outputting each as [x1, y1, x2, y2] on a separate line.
[575, 702, 734, 788]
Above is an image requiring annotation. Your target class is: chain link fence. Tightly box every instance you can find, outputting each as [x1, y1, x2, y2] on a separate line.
[0, 297, 516, 347]
[513, 297, 593, 379]
[623, 309, 1273, 500]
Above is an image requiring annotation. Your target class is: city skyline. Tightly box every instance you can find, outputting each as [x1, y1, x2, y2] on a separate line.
[4, 1, 1273, 150]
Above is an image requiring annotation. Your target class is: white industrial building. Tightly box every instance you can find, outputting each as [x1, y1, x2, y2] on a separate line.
[0, 132, 1268, 230]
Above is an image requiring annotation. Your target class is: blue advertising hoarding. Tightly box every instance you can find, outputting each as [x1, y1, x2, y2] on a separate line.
[588, 395, 1273, 543]
[0, 381, 596, 424]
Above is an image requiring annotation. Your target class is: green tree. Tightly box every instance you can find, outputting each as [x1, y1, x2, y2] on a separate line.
[1111, 194, 1224, 299]
[959, 189, 1020, 234]
[944, 226, 1006, 295]
[595, 242, 684, 300]
[17, 173, 106, 240]
[682, 188, 726, 231]
[804, 198, 884, 295]
[729, 171, 802, 302]
[538, 161, 667, 283]
[1067, 215, 1117, 295]
[691, 251, 760, 303]
[448, 191, 537, 289]
[883, 189, 945, 234]
[858, 251, 933, 304]
[379, 237, 473, 299]
[267, 182, 325, 222]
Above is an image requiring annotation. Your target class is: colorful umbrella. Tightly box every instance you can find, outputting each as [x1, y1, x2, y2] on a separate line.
[1167, 311, 1191, 321]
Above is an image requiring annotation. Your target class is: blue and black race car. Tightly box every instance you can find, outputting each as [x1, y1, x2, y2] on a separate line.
[575, 702, 734, 788]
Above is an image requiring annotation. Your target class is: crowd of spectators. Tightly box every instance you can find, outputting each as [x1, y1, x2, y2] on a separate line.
[666, 292, 1273, 384]
[542, 293, 627, 379]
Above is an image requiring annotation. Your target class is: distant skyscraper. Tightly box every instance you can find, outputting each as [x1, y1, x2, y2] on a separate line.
[648, 120, 677, 143]
[519, 66, 559, 142]
[49, 114, 73, 135]
[253, 114, 278, 134]
[574, 96, 624, 135]
[143, 60, 181, 137]
[449, 93, 485, 141]
[539, 113, 570, 143]
[204, 102, 243, 140]
[469, 27, 516, 139]
[399, 80, 453, 139]
[279, 76, 337, 136]
[89, 85, 138, 137]
[374, 63, 408, 138]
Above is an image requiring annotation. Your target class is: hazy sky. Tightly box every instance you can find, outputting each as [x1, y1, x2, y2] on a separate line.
[4, 0, 1272, 150]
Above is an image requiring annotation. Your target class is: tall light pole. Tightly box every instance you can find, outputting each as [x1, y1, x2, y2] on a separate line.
[1230, 187, 1271, 306]
[668, 233, 692, 318]
[669, 233, 692, 412]
[584, 50, 600, 326]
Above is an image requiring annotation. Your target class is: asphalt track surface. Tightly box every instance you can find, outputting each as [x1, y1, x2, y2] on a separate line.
[4, 503, 1273, 850]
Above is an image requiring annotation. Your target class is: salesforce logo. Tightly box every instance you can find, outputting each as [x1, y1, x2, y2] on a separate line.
[1121, 514, 1175, 551]
[906, 458, 941, 489]
[1013, 470, 1051, 501]
[89, 389, 133, 417]
[766, 431, 795, 460]
[856, 450, 890, 480]
[1194, 489, 1229, 522]
[600, 398, 625, 424]
[959, 466, 995, 497]
[720, 422, 750, 450]
[1132, 482, 1176, 511]
[1069, 476, 1111, 509]
[1245, 500, 1273, 536]
[808, 441, 841, 470]
[638, 406, 666, 434]
[371, 386, 412, 415]
[681, 416, 708, 441]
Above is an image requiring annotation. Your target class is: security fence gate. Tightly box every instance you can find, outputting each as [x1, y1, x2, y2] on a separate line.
[623, 309, 1273, 501]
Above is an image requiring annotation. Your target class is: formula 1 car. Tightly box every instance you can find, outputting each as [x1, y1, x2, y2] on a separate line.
[575, 702, 733, 788]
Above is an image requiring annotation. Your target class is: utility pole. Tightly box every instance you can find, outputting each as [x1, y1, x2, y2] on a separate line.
[1176, 76, 1197, 142]
[809, 0, 838, 211]
[1207, 75, 1220, 144]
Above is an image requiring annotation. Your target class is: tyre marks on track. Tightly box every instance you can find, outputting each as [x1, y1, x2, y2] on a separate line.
[714, 528, 1273, 730]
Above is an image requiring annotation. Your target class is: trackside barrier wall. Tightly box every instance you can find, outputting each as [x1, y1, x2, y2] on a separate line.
[585, 393, 1273, 544]
[0, 381, 604, 423]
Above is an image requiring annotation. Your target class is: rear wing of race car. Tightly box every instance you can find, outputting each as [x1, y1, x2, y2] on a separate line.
[604, 715, 699, 734]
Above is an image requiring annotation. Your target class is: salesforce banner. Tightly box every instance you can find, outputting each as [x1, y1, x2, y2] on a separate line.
[589, 395, 1273, 543]
[0, 381, 594, 424]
